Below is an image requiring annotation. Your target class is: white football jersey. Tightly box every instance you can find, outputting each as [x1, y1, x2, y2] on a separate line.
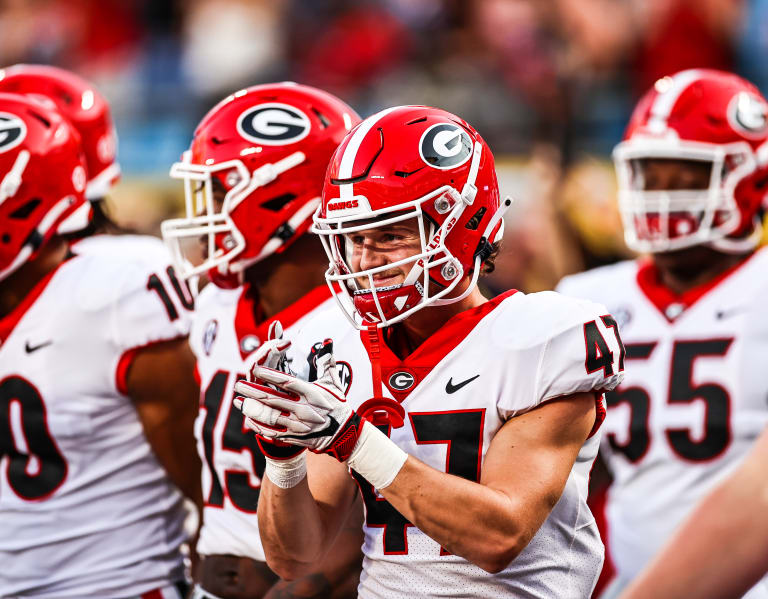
[557, 247, 768, 593]
[188, 283, 335, 560]
[294, 290, 624, 599]
[0, 239, 195, 598]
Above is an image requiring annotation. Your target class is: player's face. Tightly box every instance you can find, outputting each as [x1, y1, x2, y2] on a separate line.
[633, 158, 711, 191]
[642, 159, 728, 274]
[195, 178, 228, 262]
[345, 218, 422, 289]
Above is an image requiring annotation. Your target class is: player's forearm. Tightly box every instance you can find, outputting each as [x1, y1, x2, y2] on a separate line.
[140, 407, 203, 508]
[258, 476, 334, 579]
[621, 432, 768, 599]
[379, 456, 534, 573]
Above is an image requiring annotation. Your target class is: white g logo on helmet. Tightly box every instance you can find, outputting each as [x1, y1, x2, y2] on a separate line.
[0, 112, 27, 154]
[728, 92, 768, 137]
[419, 123, 473, 169]
[72, 166, 87, 193]
[236, 103, 312, 145]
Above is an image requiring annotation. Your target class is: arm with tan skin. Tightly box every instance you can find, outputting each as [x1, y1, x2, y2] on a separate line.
[620, 427, 768, 599]
[258, 451, 360, 580]
[126, 337, 203, 510]
[264, 494, 364, 599]
[378, 392, 596, 573]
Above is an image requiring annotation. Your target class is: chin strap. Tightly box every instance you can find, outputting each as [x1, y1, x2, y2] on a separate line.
[357, 324, 406, 429]
[431, 196, 514, 307]
[365, 325, 384, 398]
[0, 150, 29, 205]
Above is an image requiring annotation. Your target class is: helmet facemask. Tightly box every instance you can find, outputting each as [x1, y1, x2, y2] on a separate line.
[614, 137, 759, 254]
[313, 182, 508, 329]
[162, 150, 306, 285]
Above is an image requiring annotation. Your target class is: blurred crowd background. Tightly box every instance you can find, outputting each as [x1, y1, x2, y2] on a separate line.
[3, 0, 768, 293]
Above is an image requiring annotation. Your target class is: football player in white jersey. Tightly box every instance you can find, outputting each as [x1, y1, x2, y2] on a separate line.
[162, 83, 365, 598]
[0, 93, 197, 598]
[556, 69, 768, 599]
[233, 105, 626, 598]
[0, 64, 203, 510]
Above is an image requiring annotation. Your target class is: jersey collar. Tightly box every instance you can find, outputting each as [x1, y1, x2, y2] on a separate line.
[361, 289, 518, 402]
[635, 252, 756, 322]
[233, 284, 332, 359]
[0, 258, 70, 347]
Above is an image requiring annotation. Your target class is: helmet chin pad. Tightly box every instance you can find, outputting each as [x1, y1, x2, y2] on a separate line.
[353, 283, 424, 324]
[207, 264, 241, 289]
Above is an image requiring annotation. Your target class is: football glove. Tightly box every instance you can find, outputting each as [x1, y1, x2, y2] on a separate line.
[242, 320, 304, 461]
[234, 339, 364, 462]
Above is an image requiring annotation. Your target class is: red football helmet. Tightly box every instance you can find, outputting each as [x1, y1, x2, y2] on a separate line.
[161, 82, 360, 288]
[0, 64, 119, 200]
[312, 105, 510, 328]
[614, 69, 768, 253]
[0, 92, 89, 281]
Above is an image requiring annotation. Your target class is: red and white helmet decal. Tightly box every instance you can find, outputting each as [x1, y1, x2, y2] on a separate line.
[728, 92, 768, 138]
[0, 113, 27, 153]
[419, 123, 473, 170]
[236, 103, 312, 145]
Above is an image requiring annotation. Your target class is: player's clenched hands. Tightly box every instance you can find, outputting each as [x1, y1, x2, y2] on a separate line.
[235, 325, 407, 492]
[234, 339, 363, 463]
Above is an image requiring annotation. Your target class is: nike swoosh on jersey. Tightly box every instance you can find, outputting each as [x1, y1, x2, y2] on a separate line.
[715, 306, 750, 320]
[445, 374, 480, 394]
[25, 340, 53, 353]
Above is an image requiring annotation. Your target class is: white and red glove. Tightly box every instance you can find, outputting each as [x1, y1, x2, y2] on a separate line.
[234, 337, 408, 490]
[235, 321, 306, 487]
[235, 339, 363, 462]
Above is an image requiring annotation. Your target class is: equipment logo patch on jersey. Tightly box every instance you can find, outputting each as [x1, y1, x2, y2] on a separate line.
[240, 334, 260, 354]
[203, 319, 218, 355]
[0, 112, 27, 153]
[419, 123, 473, 170]
[728, 91, 768, 136]
[388, 370, 415, 391]
[611, 306, 633, 329]
[337, 361, 353, 395]
[236, 103, 312, 145]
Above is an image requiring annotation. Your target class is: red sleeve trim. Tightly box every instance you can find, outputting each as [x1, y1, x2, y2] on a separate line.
[115, 335, 187, 396]
[588, 393, 607, 439]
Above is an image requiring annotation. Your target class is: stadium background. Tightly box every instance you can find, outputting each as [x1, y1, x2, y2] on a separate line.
[4, 0, 767, 295]
[3, 0, 767, 594]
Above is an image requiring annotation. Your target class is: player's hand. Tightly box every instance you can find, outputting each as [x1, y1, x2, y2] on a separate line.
[233, 339, 365, 462]
[244, 320, 304, 460]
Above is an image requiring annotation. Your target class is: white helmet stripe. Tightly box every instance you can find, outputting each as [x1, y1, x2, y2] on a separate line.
[648, 69, 704, 133]
[338, 106, 401, 201]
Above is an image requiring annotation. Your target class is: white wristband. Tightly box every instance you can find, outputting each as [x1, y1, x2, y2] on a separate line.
[347, 422, 408, 490]
[264, 453, 307, 489]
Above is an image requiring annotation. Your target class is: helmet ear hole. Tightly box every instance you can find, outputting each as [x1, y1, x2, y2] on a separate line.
[262, 193, 297, 212]
[465, 207, 487, 231]
[10, 198, 41, 220]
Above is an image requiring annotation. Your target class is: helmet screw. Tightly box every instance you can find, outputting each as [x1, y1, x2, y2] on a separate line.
[223, 235, 236, 250]
[441, 263, 458, 280]
[435, 197, 452, 214]
[226, 170, 241, 187]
